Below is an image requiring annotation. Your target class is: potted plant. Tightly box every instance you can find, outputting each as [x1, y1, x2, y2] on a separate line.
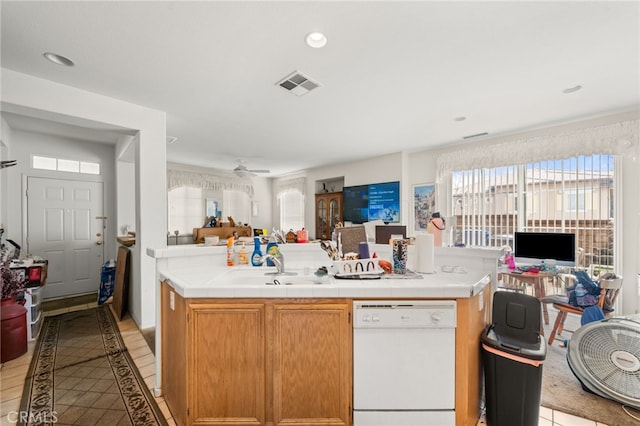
[1, 246, 28, 302]
[1, 246, 29, 362]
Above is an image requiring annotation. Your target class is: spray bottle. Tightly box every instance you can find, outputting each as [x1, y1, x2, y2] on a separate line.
[251, 236, 263, 267]
[226, 236, 235, 266]
[265, 234, 279, 267]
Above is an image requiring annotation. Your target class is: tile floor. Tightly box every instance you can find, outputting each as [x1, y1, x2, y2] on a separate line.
[0, 302, 609, 426]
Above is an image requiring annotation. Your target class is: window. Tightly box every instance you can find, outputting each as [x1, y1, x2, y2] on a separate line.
[452, 154, 615, 268]
[168, 186, 203, 235]
[32, 155, 100, 175]
[280, 191, 305, 231]
[168, 186, 252, 236]
[564, 189, 586, 212]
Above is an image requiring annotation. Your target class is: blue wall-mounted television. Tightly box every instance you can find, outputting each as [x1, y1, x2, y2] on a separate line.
[343, 181, 400, 224]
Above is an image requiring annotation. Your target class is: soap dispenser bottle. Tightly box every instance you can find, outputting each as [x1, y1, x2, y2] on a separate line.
[265, 234, 278, 266]
[238, 243, 249, 265]
[251, 237, 263, 267]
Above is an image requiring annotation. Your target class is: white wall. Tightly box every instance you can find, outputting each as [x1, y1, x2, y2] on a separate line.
[2, 68, 166, 329]
[0, 116, 13, 234]
[250, 176, 273, 232]
[287, 152, 405, 240]
[116, 135, 137, 237]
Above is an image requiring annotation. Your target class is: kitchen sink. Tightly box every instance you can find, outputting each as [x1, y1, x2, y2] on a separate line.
[264, 271, 298, 276]
[221, 268, 332, 286]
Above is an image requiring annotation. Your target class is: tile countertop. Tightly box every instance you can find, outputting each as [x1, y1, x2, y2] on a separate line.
[148, 243, 501, 299]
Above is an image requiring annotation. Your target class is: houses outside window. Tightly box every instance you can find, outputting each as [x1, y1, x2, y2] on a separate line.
[452, 154, 615, 268]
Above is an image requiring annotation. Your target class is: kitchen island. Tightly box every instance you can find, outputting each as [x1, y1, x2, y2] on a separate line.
[148, 243, 501, 426]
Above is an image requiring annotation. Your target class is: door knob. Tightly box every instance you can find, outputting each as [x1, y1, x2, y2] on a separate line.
[96, 241, 103, 245]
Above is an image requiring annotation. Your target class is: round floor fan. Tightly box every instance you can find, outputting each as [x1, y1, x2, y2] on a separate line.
[567, 318, 640, 410]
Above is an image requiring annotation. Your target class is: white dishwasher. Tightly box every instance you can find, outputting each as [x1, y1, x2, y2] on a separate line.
[353, 300, 457, 426]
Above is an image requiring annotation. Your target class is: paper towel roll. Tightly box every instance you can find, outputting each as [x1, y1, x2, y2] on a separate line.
[417, 233, 435, 274]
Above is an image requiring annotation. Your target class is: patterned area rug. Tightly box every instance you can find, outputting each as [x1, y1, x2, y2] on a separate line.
[19, 306, 167, 425]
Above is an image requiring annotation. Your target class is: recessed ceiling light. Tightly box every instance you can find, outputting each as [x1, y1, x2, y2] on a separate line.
[454, 116, 467, 122]
[563, 85, 582, 94]
[305, 32, 328, 48]
[43, 52, 75, 66]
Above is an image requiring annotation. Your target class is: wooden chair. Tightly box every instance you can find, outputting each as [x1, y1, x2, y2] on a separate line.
[544, 275, 623, 345]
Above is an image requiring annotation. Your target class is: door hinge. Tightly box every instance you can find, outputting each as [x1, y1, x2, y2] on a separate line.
[348, 312, 351, 324]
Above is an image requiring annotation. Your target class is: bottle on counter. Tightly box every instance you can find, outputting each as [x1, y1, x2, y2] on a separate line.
[251, 237, 263, 267]
[265, 234, 278, 266]
[238, 243, 249, 265]
[226, 237, 235, 266]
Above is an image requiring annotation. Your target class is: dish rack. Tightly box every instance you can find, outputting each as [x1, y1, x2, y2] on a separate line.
[330, 259, 383, 278]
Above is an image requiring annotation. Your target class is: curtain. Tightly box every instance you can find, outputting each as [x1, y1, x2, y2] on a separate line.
[167, 168, 254, 197]
[437, 120, 639, 183]
[274, 177, 306, 199]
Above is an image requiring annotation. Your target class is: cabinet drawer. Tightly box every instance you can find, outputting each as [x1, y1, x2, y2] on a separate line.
[29, 314, 43, 341]
[30, 303, 41, 320]
[26, 287, 42, 306]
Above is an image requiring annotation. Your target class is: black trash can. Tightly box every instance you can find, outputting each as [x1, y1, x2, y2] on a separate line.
[482, 291, 547, 426]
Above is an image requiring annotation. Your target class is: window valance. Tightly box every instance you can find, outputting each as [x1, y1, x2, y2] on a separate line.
[436, 119, 639, 182]
[167, 169, 254, 197]
[275, 177, 306, 199]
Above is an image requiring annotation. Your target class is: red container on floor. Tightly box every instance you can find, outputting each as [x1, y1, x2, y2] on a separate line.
[1, 299, 28, 363]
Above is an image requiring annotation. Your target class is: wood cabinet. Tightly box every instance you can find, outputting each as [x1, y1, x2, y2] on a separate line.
[189, 303, 266, 425]
[272, 303, 351, 425]
[161, 282, 352, 426]
[315, 192, 343, 240]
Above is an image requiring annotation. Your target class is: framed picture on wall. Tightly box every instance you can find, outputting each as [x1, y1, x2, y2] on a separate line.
[413, 183, 436, 232]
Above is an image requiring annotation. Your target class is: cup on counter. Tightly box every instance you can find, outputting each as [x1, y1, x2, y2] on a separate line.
[204, 236, 219, 246]
[358, 242, 370, 260]
[392, 238, 408, 274]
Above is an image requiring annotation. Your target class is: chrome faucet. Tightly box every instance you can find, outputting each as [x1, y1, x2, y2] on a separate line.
[261, 253, 285, 274]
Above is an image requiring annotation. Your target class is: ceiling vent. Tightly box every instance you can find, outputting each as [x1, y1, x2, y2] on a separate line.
[276, 71, 320, 96]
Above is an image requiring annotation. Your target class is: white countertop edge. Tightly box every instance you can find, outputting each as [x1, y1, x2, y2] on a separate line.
[159, 270, 491, 299]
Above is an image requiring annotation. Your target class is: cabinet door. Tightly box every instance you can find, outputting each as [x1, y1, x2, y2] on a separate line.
[188, 303, 265, 425]
[316, 197, 328, 240]
[329, 196, 341, 231]
[271, 303, 351, 426]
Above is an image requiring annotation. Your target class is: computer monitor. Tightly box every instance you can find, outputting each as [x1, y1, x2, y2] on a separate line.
[513, 232, 576, 267]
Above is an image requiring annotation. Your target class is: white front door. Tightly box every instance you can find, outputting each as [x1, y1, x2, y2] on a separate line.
[27, 177, 105, 300]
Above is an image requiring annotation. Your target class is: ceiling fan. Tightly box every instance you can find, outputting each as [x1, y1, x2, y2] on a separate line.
[232, 162, 270, 177]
